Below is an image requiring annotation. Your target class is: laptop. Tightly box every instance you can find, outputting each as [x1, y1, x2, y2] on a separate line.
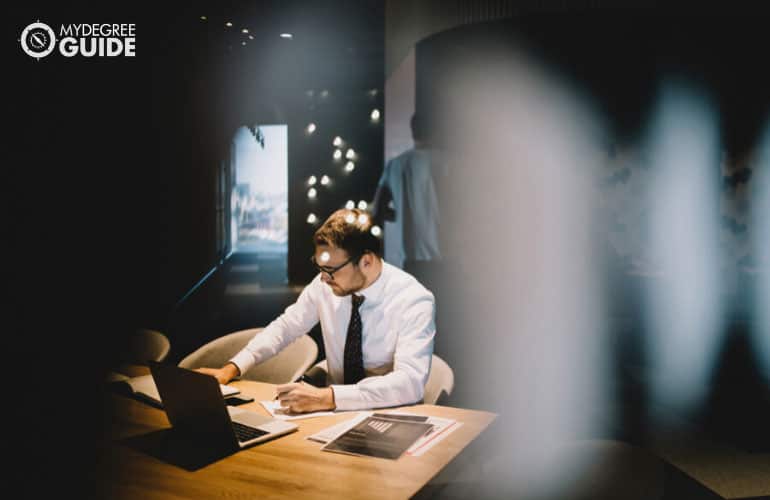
[149, 361, 297, 450]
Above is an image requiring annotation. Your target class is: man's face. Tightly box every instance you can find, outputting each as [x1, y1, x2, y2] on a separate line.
[313, 245, 366, 296]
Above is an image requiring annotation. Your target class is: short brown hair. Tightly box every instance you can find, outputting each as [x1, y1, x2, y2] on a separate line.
[314, 209, 382, 259]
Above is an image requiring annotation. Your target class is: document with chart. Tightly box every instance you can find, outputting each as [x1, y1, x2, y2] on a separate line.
[321, 414, 434, 459]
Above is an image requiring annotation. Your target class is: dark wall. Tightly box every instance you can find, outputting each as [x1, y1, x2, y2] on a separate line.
[417, 13, 770, 154]
[11, 4, 171, 497]
[288, 89, 385, 284]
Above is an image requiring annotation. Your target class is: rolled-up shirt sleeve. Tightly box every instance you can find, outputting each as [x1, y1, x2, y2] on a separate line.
[229, 276, 321, 376]
[331, 293, 435, 411]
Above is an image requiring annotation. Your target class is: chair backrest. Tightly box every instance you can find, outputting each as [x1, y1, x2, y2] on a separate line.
[126, 328, 171, 364]
[178, 328, 318, 384]
[423, 354, 454, 405]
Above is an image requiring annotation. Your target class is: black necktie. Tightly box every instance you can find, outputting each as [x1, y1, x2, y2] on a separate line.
[343, 294, 366, 384]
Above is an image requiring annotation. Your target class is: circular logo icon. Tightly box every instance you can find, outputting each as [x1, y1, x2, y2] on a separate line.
[20, 22, 56, 59]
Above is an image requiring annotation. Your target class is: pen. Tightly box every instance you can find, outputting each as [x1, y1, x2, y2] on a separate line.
[274, 374, 308, 400]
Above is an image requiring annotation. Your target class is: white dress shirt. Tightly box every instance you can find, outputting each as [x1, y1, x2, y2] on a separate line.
[373, 147, 448, 268]
[229, 261, 436, 411]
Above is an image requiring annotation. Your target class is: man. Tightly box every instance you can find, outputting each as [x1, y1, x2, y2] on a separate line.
[372, 113, 447, 270]
[197, 208, 435, 413]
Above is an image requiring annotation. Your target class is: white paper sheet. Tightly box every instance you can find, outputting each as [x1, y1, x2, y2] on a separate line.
[306, 412, 372, 443]
[404, 416, 462, 456]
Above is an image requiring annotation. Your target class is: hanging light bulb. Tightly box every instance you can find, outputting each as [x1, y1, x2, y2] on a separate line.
[345, 212, 356, 224]
[357, 213, 369, 225]
[333, 136, 343, 147]
[307, 213, 317, 224]
[320, 175, 330, 185]
[344, 161, 355, 172]
[358, 200, 368, 210]
[333, 149, 342, 160]
[306, 123, 316, 134]
[308, 175, 317, 186]
[346, 148, 356, 159]
[307, 188, 317, 199]
[345, 200, 355, 210]
[371, 225, 382, 237]
[370, 109, 381, 122]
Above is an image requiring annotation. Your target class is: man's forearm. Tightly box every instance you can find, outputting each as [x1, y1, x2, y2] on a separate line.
[223, 362, 241, 381]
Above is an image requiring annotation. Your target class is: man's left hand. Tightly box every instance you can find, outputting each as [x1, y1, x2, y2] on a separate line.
[275, 382, 335, 413]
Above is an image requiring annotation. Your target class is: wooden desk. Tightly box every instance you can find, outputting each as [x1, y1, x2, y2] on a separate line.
[98, 376, 496, 499]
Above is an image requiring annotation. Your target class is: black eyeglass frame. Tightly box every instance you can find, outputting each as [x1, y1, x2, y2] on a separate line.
[310, 254, 360, 279]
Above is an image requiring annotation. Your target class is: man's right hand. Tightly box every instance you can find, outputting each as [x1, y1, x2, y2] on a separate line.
[195, 363, 240, 385]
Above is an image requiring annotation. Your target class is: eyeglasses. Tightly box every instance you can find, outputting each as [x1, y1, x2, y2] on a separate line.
[310, 254, 355, 279]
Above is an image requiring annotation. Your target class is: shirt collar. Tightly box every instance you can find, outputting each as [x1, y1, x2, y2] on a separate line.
[356, 260, 388, 307]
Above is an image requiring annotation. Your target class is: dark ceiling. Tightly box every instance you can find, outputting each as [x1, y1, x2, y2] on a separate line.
[177, 0, 385, 93]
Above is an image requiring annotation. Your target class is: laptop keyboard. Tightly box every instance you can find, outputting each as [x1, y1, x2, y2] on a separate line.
[232, 421, 269, 442]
